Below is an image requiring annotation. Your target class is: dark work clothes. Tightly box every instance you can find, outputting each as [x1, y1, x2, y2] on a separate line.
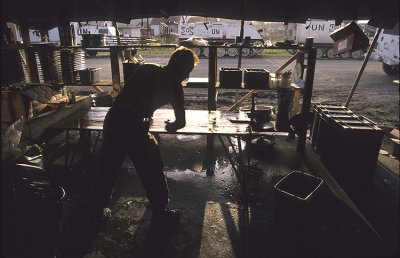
[115, 63, 185, 121]
[93, 63, 185, 211]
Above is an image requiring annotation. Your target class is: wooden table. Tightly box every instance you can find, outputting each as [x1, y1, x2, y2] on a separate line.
[53, 107, 254, 135]
[53, 106, 288, 177]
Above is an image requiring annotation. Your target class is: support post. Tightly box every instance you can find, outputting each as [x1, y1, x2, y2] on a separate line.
[110, 46, 121, 97]
[207, 46, 217, 166]
[58, 21, 74, 46]
[208, 46, 217, 111]
[297, 38, 316, 152]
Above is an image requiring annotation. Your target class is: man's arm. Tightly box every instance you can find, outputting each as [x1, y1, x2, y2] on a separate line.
[165, 83, 186, 132]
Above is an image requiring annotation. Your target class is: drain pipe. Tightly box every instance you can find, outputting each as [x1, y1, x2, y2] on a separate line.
[344, 27, 382, 108]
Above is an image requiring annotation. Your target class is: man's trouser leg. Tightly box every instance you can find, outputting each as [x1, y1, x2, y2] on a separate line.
[128, 132, 169, 212]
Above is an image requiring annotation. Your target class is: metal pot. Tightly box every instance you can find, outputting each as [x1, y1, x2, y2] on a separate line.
[240, 105, 274, 130]
[241, 105, 274, 120]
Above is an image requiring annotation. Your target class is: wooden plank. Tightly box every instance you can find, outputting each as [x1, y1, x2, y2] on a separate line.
[274, 52, 299, 74]
[92, 86, 104, 92]
[227, 90, 255, 111]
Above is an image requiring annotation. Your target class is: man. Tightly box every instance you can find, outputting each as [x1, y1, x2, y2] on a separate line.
[92, 46, 199, 226]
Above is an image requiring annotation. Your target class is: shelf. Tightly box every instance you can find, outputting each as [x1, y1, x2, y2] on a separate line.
[63, 80, 113, 87]
[182, 77, 304, 90]
[183, 77, 209, 88]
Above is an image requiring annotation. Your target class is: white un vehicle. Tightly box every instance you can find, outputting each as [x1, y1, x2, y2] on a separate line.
[373, 22, 399, 76]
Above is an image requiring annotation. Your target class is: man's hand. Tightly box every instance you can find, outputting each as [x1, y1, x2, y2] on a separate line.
[165, 120, 179, 132]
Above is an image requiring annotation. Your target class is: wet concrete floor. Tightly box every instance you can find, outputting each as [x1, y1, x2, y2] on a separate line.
[47, 132, 399, 258]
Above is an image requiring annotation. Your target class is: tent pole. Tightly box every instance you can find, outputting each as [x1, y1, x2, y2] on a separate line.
[344, 27, 382, 108]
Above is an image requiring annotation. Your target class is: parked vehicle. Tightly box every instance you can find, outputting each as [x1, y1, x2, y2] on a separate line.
[29, 24, 116, 44]
[178, 22, 264, 57]
[373, 22, 399, 76]
[284, 19, 368, 59]
[28, 23, 117, 56]
[27, 23, 152, 56]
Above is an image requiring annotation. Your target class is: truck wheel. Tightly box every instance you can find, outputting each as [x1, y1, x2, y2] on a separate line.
[326, 49, 335, 59]
[351, 50, 363, 60]
[339, 51, 350, 59]
[202, 48, 209, 57]
[217, 48, 226, 58]
[382, 63, 400, 76]
[241, 48, 251, 57]
[227, 48, 238, 57]
[316, 48, 324, 59]
[86, 50, 98, 56]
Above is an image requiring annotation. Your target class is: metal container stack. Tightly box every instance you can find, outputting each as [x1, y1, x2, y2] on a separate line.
[310, 104, 384, 192]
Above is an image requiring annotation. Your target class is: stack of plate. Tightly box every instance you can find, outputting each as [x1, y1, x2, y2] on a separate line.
[60, 48, 85, 84]
[36, 44, 63, 85]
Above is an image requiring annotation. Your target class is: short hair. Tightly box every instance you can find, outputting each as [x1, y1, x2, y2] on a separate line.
[168, 46, 199, 68]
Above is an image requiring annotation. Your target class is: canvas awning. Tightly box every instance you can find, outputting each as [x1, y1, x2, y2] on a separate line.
[1, 0, 398, 30]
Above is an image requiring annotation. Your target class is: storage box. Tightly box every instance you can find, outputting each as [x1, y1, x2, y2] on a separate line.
[78, 68, 101, 84]
[274, 171, 323, 223]
[219, 67, 242, 88]
[244, 68, 269, 89]
[330, 21, 369, 55]
[81, 34, 106, 47]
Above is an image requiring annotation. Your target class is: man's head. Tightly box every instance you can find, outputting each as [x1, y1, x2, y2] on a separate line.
[166, 46, 199, 82]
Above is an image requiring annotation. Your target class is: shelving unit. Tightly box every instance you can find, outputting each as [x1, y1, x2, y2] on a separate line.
[2, 34, 316, 151]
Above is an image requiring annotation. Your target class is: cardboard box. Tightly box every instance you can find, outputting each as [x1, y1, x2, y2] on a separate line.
[330, 21, 369, 55]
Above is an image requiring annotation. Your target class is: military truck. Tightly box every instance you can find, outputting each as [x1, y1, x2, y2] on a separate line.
[178, 22, 264, 57]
